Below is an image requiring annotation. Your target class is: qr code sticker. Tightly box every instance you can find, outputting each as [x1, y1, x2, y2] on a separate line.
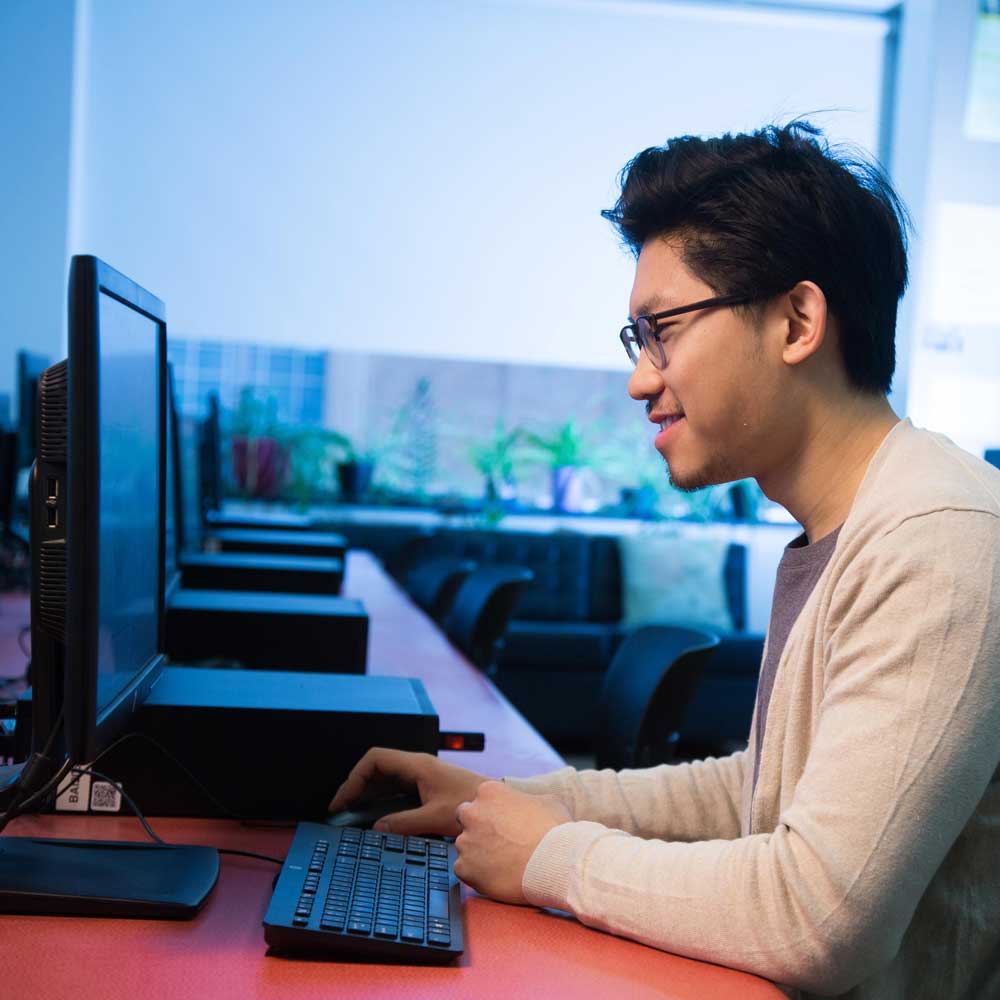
[89, 780, 123, 813]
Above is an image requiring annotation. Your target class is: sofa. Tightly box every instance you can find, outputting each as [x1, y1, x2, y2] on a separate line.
[350, 523, 764, 755]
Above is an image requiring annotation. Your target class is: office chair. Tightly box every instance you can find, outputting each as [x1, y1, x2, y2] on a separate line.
[403, 555, 478, 622]
[595, 625, 720, 770]
[441, 565, 535, 674]
[383, 531, 436, 582]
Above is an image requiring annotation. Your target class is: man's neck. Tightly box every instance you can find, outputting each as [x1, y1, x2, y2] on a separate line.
[760, 395, 899, 543]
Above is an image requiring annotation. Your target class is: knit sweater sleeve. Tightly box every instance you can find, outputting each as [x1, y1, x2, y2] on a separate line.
[518, 510, 1000, 995]
[504, 751, 746, 842]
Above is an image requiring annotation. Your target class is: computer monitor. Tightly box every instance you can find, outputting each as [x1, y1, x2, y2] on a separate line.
[200, 392, 222, 515]
[1, 256, 216, 918]
[175, 403, 205, 557]
[165, 364, 182, 597]
[29, 255, 166, 765]
[16, 350, 51, 471]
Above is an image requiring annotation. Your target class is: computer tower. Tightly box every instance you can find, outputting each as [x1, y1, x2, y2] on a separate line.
[163, 590, 368, 672]
[179, 551, 344, 594]
[78, 667, 439, 820]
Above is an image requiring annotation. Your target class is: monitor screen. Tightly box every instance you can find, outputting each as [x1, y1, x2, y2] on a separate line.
[54, 255, 167, 764]
[95, 290, 160, 710]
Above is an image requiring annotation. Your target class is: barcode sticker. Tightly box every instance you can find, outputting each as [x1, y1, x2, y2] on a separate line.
[89, 780, 122, 813]
[55, 772, 91, 812]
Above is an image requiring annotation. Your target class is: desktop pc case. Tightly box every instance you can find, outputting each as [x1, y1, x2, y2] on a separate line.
[163, 589, 369, 672]
[79, 666, 440, 820]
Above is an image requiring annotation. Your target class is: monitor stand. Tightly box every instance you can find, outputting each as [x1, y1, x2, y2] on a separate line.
[0, 834, 219, 918]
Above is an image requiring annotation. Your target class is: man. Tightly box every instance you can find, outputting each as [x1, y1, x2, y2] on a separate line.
[329, 122, 1000, 999]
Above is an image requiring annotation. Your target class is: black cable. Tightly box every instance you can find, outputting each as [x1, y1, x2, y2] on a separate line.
[0, 756, 72, 832]
[218, 848, 285, 865]
[0, 710, 70, 831]
[90, 731, 245, 820]
[70, 766, 164, 844]
[70, 766, 284, 865]
[16, 625, 30, 660]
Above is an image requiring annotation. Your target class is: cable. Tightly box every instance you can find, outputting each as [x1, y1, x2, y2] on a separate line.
[1, 721, 286, 866]
[0, 710, 70, 831]
[70, 766, 164, 844]
[90, 731, 245, 820]
[218, 848, 285, 866]
[0, 756, 72, 832]
[70, 765, 284, 865]
[17, 625, 30, 660]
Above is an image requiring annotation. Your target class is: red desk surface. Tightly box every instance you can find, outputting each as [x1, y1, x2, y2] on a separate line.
[0, 553, 784, 1000]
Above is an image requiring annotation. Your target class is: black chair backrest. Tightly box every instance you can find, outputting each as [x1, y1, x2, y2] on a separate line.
[442, 565, 535, 673]
[404, 555, 477, 622]
[596, 625, 720, 770]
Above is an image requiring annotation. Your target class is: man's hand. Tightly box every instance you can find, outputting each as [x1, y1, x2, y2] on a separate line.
[453, 780, 572, 905]
[328, 747, 489, 837]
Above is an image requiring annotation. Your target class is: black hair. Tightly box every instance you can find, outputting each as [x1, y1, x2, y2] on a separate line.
[602, 121, 910, 394]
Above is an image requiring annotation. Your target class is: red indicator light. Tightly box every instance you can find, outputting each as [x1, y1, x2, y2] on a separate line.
[443, 734, 465, 751]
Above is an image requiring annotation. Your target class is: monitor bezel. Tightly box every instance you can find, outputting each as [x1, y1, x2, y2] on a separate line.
[165, 362, 183, 602]
[64, 254, 167, 765]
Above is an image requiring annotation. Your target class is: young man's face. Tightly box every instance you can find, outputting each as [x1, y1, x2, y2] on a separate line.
[626, 238, 782, 491]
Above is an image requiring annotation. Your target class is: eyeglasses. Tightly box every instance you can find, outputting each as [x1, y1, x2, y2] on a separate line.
[619, 293, 752, 368]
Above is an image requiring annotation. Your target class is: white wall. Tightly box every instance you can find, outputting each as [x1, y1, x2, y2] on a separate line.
[901, 2, 1000, 458]
[0, 0, 76, 411]
[71, 0, 888, 371]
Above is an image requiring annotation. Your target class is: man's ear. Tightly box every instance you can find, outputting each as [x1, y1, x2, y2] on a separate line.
[780, 281, 828, 368]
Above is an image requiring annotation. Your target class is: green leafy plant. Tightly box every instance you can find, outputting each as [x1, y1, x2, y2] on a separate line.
[283, 425, 354, 506]
[523, 420, 592, 469]
[469, 420, 527, 485]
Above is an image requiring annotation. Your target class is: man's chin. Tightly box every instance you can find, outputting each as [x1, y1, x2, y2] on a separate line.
[666, 460, 738, 494]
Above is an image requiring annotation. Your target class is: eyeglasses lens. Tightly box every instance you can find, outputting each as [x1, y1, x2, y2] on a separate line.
[636, 317, 664, 368]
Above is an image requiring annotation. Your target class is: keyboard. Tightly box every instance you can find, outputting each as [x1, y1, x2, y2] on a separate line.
[263, 821, 463, 964]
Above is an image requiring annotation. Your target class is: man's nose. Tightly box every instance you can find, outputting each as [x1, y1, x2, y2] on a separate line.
[627, 353, 663, 402]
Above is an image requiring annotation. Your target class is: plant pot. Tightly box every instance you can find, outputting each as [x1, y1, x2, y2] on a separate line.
[551, 465, 584, 513]
[231, 435, 289, 500]
[337, 460, 375, 502]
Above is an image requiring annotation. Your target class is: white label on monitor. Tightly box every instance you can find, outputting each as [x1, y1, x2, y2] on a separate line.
[55, 772, 91, 812]
[89, 781, 123, 813]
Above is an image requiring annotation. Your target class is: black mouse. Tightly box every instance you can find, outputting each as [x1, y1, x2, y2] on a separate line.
[325, 789, 423, 830]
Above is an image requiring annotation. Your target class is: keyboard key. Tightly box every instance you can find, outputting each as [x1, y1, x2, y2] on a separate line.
[428, 931, 451, 945]
[429, 890, 449, 919]
[347, 919, 372, 934]
[374, 923, 399, 938]
[401, 923, 424, 941]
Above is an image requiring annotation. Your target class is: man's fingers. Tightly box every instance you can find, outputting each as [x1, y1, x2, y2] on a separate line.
[327, 754, 376, 812]
[328, 747, 421, 813]
[375, 805, 448, 837]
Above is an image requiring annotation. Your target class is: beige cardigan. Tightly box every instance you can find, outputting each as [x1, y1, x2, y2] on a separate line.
[506, 420, 1000, 1000]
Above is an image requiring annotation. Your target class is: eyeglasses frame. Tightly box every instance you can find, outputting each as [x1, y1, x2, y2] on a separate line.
[620, 293, 753, 368]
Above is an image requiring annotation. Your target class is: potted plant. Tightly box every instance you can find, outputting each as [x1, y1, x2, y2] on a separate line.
[282, 425, 352, 507]
[469, 421, 525, 504]
[524, 420, 592, 512]
[336, 445, 377, 503]
[228, 388, 291, 500]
